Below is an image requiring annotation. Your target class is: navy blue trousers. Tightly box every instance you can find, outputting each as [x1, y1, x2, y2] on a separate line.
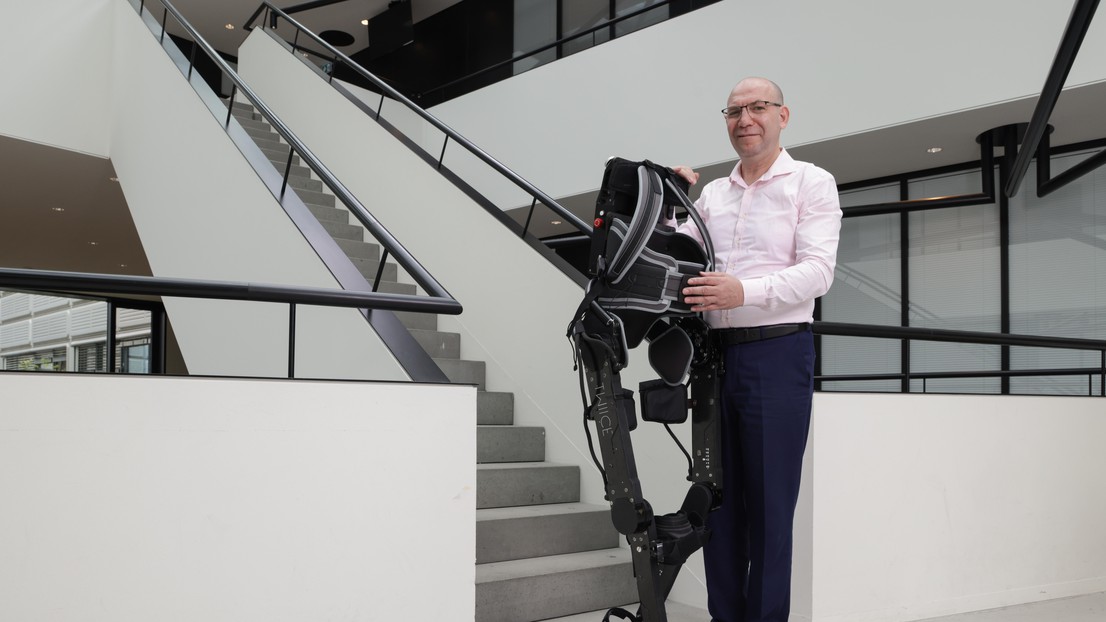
[704, 330, 814, 622]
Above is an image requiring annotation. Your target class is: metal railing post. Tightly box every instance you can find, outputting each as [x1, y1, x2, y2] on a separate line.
[106, 302, 118, 373]
[438, 136, 449, 170]
[522, 198, 538, 238]
[288, 303, 297, 378]
[160, 9, 169, 43]
[224, 85, 238, 128]
[372, 249, 391, 293]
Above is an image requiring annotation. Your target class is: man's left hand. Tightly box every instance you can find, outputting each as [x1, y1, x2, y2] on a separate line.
[683, 272, 744, 311]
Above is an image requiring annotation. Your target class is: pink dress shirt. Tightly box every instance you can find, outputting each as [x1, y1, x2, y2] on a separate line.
[677, 149, 842, 329]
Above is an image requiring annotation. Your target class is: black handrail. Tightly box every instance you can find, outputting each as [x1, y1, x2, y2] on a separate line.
[0, 267, 461, 379]
[135, 0, 455, 305]
[418, 0, 675, 100]
[1004, 0, 1100, 198]
[815, 321, 1106, 395]
[244, 2, 592, 237]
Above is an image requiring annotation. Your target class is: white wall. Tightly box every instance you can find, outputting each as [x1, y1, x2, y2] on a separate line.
[0, 0, 114, 156]
[802, 392, 1106, 622]
[107, 2, 407, 380]
[0, 372, 476, 621]
[428, 0, 1106, 204]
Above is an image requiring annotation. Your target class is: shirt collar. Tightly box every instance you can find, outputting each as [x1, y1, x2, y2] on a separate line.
[729, 148, 797, 186]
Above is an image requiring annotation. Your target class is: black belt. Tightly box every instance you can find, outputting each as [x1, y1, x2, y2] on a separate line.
[714, 323, 811, 346]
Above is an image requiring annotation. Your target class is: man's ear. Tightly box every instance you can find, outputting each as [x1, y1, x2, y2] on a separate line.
[779, 105, 790, 130]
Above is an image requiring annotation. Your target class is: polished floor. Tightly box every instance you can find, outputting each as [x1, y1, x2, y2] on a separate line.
[544, 591, 1106, 622]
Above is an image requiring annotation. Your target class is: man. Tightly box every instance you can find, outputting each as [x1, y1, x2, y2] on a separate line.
[674, 77, 841, 622]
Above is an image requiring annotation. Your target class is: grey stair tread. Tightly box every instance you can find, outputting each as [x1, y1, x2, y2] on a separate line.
[475, 545, 630, 582]
[475, 549, 636, 622]
[374, 280, 418, 296]
[319, 218, 364, 241]
[293, 186, 336, 208]
[336, 238, 382, 260]
[410, 328, 460, 359]
[262, 146, 301, 166]
[287, 175, 324, 193]
[476, 502, 617, 564]
[478, 425, 545, 463]
[395, 309, 437, 331]
[350, 257, 399, 282]
[476, 462, 579, 508]
[436, 357, 485, 390]
[235, 116, 273, 132]
[478, 391, 514, 425]
[307, 204, 349, 223]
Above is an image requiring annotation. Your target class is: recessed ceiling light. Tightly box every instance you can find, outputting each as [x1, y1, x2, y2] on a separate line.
[88, 241, 99, 246]
[109, 177, 119, 181]
[361, 19, 369, 26]
[926, 146, 943, 154]
[551, 220, 562, 225]
[225, 23, 234, 30]
[51, 207, 65, 212]
[119, 263, 128, 268]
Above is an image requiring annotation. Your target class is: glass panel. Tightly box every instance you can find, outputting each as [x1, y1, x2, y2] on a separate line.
[908, 171, 1001, 394]
[514, 0, 557, 75]
[561, 0, 611, 57]
[1008, 149, 1106, 395]
[820, 208, 901, 392]
[614, 0, 666, 37]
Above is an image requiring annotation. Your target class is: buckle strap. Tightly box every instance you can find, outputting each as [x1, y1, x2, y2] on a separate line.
[715, 323, 811, 346]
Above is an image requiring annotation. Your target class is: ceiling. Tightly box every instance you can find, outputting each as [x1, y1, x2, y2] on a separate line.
[2, 0, 1105, 278]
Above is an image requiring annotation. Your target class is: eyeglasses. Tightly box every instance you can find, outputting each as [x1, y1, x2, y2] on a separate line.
[721, 101, 783, 119]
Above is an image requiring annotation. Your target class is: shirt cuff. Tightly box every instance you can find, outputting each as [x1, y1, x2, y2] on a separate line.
[741, 276, 768, 308]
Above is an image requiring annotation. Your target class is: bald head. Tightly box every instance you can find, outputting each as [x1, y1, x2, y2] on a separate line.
[732, 77, 784, 104]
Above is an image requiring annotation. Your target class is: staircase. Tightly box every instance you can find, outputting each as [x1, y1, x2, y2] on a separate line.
[231, 103, 636, 621]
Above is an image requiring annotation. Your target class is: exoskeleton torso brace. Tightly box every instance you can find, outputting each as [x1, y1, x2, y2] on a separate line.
[568, 158, 723, 622]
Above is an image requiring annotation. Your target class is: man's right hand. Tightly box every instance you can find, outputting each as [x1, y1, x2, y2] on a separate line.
[671, 165, 699, 186]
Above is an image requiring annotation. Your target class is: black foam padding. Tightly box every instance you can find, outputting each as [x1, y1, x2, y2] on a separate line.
[648, 325, 694, 385]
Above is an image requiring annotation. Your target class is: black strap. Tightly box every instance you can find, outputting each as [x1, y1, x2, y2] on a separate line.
[602, 606, 640, 622]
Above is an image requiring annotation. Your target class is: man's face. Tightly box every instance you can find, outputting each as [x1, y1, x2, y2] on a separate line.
[725, 80, 789, 161]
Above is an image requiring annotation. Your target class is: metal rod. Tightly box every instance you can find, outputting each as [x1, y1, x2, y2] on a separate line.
[1004, 0, 1100, 198]
[0, 267, 463, 315]
[187, 40, 197, 80]
[438, 136, 449, 170]
[106, 301, 118, 373]
[281, 148, 295, 198]
[288, 303, 296, 378]
[372, 249, 391, 293]
[522, 198, 538, 238]
[160, 8, 168, 43]
[154, 306, 167, 374]
[224, 84, 238, 127]
[1038, 146, 1106, 197]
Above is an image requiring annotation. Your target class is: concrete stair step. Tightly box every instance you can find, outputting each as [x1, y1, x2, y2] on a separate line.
[478, 391, 514, 425]
[410, 328, 460, 359]
[395, 309, 438, 331]
[286, 175, 324, 193]
[350, 256, 398, 282]
[307, 203, 349, 224]
[476, 462, 580, 509]
[295, 186, 337, 208]
[476, 503, 619, 564]
[335, 238, 382, 260]
[262, 146, 301, 167]
[235, 116, 273, 133]
[374, 280, 417, 296]
[478, 425, 545, 463]
[475, 549, 636, 622]
[436, 357, 485, 390]
[319, 218, 364, 241]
